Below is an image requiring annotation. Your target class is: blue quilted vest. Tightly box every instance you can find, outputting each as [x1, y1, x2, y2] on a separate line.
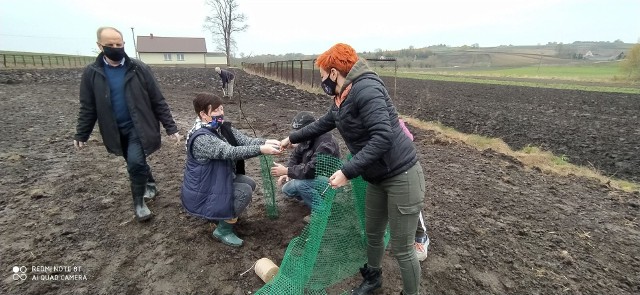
[181, 128, 235, 220]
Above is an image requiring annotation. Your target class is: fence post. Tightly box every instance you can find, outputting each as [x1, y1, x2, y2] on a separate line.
[311, 59, 315, 88]
[40, 56, 44, 67]
[13, 55, 17, 66]
[2, 54, 5, 67]
[22, 55, 27, 67]
[48, 56, 52, 67]
[32, 56, 36, 66]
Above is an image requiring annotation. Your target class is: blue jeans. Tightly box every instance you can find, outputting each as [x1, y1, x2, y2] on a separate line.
[120, 126, 153, 186]
[282, 177, 329, 210]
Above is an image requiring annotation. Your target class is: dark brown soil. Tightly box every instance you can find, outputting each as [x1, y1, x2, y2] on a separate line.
[384, 76, 640, 183]
[1, 68, 638, 295]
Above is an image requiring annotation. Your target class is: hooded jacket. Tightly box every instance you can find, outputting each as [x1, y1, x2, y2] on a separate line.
[287, 132, 341, 179]
[74, 53, 178, 156]
[289, 59, 417, 183]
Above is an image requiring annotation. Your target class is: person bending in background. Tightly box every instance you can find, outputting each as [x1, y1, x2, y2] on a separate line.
[181, 93, 281, 247]
[214, 67, 235, 97]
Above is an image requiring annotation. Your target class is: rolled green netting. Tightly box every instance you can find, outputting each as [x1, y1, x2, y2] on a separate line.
[256, 154, 388, 295]
[259, 155, 279, 219]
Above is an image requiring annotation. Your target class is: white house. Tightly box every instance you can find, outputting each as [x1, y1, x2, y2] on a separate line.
[136, 34, 226, 67]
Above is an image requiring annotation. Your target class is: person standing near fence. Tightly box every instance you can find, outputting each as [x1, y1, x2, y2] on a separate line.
[73, 26, 182, 222]
[279, 43, 426, 295]
[215, 67, 235, 97]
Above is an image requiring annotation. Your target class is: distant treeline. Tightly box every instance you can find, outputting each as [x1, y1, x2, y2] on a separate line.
[235, 40, 634, 65]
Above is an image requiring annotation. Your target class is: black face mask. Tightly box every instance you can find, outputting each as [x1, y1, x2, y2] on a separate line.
[102, 45, 126, 61]
[321, 71, 338, 96]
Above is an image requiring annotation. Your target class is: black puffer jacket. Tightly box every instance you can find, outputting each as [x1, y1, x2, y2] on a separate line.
[290, 59, 417, 183]
[74, 53, 178, 156]
[287, 132, 341, 180]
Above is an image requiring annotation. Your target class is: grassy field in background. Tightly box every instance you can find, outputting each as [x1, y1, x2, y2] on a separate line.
[0, 50, 92, 57]
[377, 62, 640, 94]
[426, 62, 623, 80]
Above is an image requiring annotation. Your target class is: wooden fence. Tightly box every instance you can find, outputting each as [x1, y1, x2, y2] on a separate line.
[1, 54, 93, 68]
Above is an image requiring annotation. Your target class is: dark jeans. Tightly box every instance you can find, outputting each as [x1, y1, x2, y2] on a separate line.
[233, 174, 255, 217]
[120, 126, 153, 186]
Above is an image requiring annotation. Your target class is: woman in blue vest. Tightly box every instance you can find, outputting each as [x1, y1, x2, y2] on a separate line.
[182, 93, 281, 247]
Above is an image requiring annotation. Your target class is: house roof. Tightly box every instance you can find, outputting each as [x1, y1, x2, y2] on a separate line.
[136, 35, 207, 53]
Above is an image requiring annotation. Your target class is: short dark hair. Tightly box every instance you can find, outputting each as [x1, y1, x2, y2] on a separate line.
[193, 93, 223, 116]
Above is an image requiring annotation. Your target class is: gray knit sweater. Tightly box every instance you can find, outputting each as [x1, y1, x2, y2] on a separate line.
[188, 120, 265, 164]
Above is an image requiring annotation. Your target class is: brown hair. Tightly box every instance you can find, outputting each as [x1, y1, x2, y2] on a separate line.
[315, 43, 359, 76]
[193, 93, 223, 117]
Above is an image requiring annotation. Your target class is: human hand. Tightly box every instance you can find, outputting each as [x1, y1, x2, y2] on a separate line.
[73, 140, 87, 150]
[270, 162, 287, 177]
[279, 137, 291, 151]
[277, 175, 289, 186]
[260, 144, 281, 155]
[265, 139, 281, 147]
[170, 132, 183, 145]
[329, 170, 348, 189]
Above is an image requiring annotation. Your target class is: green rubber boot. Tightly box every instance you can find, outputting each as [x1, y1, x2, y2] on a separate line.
[212, 221, 243, 247]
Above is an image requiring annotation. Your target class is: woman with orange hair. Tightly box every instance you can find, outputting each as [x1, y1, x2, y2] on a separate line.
[280, 43, 425, 295]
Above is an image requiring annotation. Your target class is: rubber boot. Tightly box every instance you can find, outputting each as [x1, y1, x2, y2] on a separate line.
[144, 182, 158, 201]
[132, 183, 152, 222]
[212, 220, 243, 247]
[351, 264, 382, 295]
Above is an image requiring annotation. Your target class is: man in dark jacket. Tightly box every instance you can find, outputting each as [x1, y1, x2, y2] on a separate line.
[271, 111, 341, 210]
[73, 26, 181, 222]
[214, 67, 235, 97]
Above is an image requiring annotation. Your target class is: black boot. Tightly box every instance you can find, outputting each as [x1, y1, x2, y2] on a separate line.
[143, 182, 158, 201]
[132, 183, 152, 222]
[351, 264, 382, 295]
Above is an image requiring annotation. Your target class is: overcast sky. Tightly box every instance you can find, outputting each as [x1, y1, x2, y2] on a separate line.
[1, 0, 639, 57]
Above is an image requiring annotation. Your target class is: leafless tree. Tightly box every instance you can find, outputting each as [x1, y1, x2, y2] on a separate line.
[203, 0, 248, 66]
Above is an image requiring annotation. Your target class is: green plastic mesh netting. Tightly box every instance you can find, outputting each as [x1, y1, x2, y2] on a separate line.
[259, 155, 279, 219]
[255, 154, 388, 294]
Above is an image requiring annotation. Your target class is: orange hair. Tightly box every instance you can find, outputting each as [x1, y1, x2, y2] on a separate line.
[315, 43, 358, 76]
